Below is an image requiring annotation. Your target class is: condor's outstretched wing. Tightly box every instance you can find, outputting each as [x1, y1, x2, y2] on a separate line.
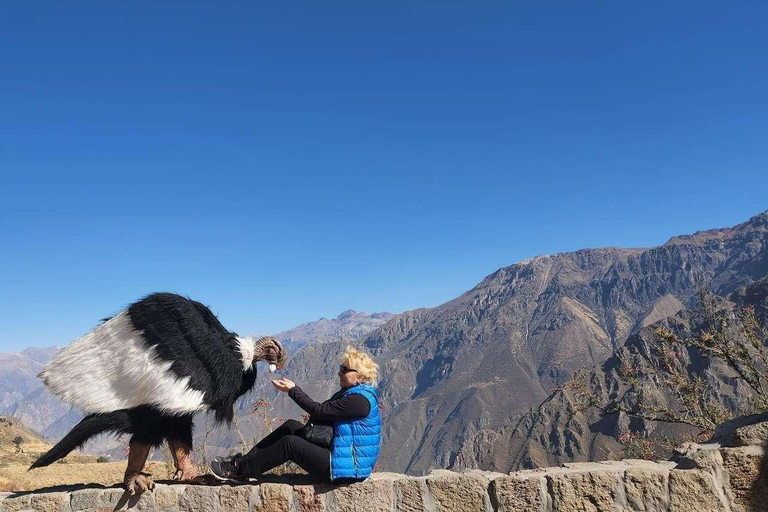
[40, 293, 254, 421]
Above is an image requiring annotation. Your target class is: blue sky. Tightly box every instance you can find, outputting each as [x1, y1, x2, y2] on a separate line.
[1, 2, 767, 352]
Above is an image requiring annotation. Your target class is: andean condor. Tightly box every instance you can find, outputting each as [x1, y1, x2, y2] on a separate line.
[30, 293, 287, 494]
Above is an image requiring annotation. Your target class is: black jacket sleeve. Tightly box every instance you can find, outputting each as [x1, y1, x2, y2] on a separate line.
[288, 386, 370, 421]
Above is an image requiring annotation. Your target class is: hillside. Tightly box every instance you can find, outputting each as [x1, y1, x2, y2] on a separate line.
[235, 210, 768, 475]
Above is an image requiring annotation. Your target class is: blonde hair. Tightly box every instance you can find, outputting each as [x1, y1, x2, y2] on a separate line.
[342, 347, 379, 386]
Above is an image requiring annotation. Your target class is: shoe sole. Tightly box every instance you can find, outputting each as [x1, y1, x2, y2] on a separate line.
[208, 471, 246, 484]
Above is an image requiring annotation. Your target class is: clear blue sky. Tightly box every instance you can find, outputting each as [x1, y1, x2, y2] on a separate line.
[1, 2, 767, 352]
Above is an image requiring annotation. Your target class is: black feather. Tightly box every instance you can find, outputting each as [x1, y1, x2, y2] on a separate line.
[128, 292, 252, 423]
[32, 292, 261, 470]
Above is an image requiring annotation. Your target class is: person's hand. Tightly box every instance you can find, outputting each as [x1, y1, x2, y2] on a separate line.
[271, 378, 296, 392]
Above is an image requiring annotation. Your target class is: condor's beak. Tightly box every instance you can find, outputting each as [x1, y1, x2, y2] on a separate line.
[253, 336, 288, 370]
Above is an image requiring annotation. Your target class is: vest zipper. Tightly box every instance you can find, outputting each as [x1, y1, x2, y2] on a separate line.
[350, 422, 359, 477]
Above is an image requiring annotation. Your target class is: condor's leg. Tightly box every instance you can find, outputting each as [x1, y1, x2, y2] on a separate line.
[124, 437, 154, 495]
[167, 415, 199, 480]
[168, 439, 199, 480]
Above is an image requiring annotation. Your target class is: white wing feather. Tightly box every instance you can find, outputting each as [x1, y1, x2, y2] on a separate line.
[39, 311, 206, 415]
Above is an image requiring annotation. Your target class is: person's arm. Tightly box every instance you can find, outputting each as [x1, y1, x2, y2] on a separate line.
[289, 386, 370, 421]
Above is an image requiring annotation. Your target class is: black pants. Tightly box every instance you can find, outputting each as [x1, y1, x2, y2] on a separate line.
[240, 419, 330, 480]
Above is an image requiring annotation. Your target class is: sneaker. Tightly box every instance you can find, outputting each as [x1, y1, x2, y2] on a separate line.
[210, 454, 245, 482]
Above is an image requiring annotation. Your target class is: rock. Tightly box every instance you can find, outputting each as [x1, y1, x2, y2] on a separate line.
[624, 467, 669, 511]
[490, 475, 545, 512]
[97, 488, 127, 509]
[219, 485, 255, 512]
[425, 472, 491, 512]
[734, 423, 768, 447]
[675, 444, 724, 471]
[293, 484, 330, 512]
[69, 489, 99, 511]
[254, 483, 292, 512]
[546, 469, 624, 512]
[179, 485, 221, 512]
[394, 477, 431, 512]
[155, 485, 181, 511]
[29, 492, 68, 512]
[668, 470, 728, 512]
[721, 446, 768, 510]
[326, 478, 393, 512]
[711, 413, 768, 447]
[0, 493, 31, 512]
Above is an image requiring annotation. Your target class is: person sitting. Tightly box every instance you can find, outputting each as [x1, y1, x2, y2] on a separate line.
[210, 347, 381, 483]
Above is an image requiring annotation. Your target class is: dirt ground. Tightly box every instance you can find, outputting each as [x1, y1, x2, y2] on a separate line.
[0, 461, 173, 492]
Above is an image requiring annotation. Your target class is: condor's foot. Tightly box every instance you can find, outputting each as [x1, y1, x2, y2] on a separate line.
[168, 439, 200, 480]
[124, 471, 155, 495]
[173, 467, 200, 481]
[125, 438, 153, 494]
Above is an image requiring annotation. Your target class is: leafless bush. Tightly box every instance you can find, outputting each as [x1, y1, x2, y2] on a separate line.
[610, 288, 767, 435]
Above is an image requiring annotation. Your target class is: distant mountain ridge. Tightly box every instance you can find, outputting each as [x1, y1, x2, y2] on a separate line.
[246, 309, 395, 354]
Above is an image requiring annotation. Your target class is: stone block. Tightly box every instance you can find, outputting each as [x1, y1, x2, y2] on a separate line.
[394, 477, 430, 512]
[326, 479, 393, 512]
[97, 488, 126, 509]
[254, 483, 292, 512]
[219, 485, 256, 512]
[29, 492, 68, 512]
[155, 485, 181, 511]
[425, 472, 491, 512]
[70, 489, 100, 511]
[734, 423, 768, 447]
[624, 467, 669, 511]
[1, 493, 31, 512]
[675, 446, 724, 472]
[668, 469, 727, 512]
[546, 469, 623, 512]
[721, 447, 768, 511]
[293, 484, 330, 512]
[179, 485, 220, 512]
[490, 475, 544, 512]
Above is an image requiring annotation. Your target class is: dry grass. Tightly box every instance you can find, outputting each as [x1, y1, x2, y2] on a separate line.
[0, 461, 172, 492]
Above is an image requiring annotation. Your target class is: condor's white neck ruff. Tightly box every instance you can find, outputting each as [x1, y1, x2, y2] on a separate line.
[235, 337, 255, 370]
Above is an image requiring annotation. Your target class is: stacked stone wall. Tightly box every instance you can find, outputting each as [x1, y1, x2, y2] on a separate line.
[4, 418, 767, 512]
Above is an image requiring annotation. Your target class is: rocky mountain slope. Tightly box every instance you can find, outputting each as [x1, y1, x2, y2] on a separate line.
[461, 274, 768, 473]
[233, 210, 768, 475]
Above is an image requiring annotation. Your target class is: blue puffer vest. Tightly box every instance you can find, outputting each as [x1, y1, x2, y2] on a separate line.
[330, 383, 381, 481]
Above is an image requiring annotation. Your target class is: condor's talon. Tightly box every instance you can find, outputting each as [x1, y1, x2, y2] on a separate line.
[125, 471, 154, 495]
[173, 467, 200, 481]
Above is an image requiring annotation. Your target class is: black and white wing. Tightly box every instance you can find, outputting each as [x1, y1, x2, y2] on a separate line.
[40, 293, 254, 422]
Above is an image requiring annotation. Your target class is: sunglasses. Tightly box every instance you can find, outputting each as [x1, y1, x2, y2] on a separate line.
[339, 365, 357, 374]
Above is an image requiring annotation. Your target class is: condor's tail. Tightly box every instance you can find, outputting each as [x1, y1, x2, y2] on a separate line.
[30, 411, 132, 469]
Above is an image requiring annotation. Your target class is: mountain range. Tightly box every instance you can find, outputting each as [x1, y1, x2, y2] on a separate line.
[245, 209, 768, 474]
[1, 209, 766, 475]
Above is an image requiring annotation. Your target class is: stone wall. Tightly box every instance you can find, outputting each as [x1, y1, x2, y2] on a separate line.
[3, 419, 767, 512]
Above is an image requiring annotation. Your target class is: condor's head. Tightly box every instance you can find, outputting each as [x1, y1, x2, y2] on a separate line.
[251, 336, 287, 371]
